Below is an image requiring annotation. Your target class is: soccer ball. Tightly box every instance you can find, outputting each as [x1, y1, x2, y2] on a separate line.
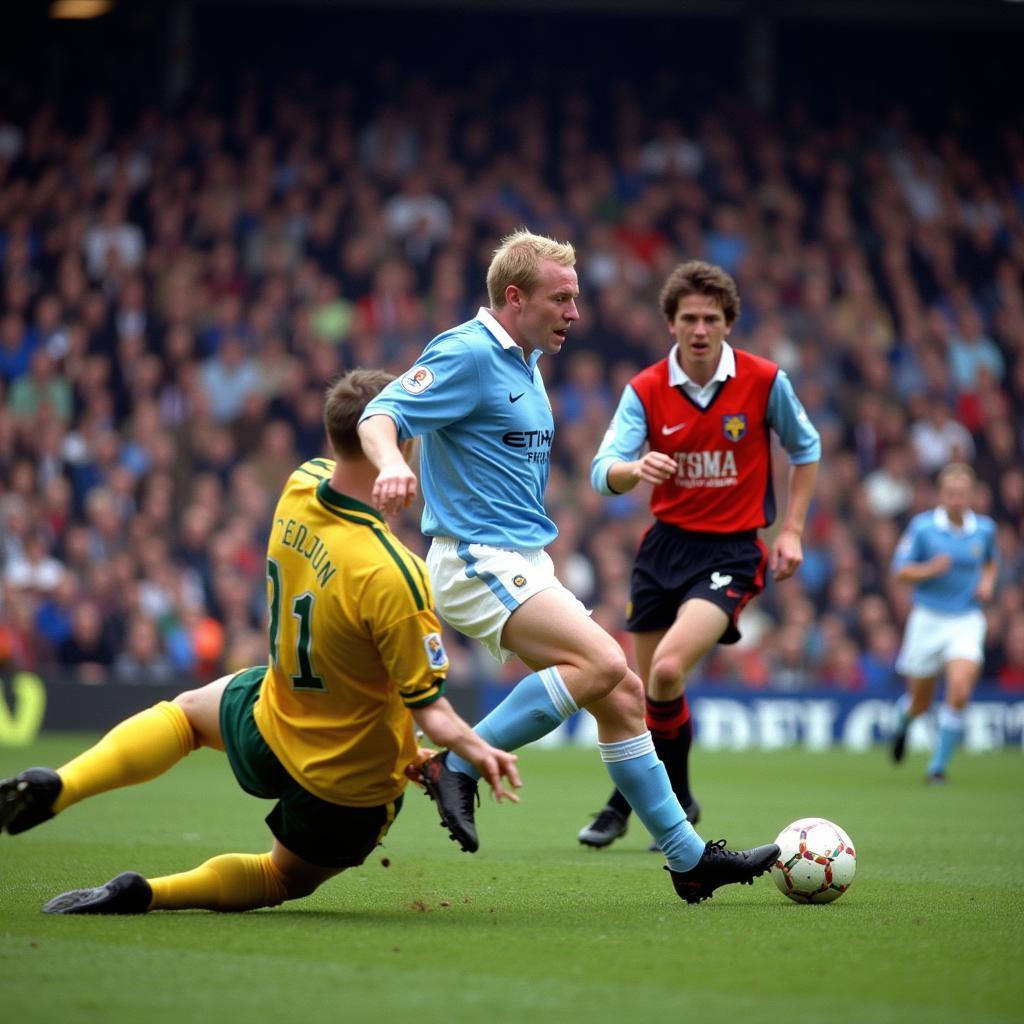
[771, 817, 856, 904]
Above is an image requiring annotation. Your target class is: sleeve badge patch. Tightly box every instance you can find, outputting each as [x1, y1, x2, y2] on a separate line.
[423, 632, 449, 670]
[401, 366, 436, 394]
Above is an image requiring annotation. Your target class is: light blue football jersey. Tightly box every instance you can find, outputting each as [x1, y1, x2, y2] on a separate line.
[361, 309, 557, 548]
[892, 507, 997, 613]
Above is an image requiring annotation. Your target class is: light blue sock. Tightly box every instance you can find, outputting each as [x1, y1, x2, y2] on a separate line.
[447, 667, 577, 780]
[895, 692, 914, 734]
[599, 733, 705, 872]
[928, 705, 964, 776]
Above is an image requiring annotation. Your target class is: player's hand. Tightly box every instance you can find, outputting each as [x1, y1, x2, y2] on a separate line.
[770, 527, 804, 581]
[929, 553, 953, 576]
[475, 748, 522, 804]
[975, 578, 994, 603]
[634, 452, 676, 486]
[458, 737, 521, 803]
[371, 460, 418, 517]
[403, 746, 439, 787]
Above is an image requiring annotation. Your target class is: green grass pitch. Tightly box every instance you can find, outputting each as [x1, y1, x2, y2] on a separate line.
[2, 736, 1022, 1024]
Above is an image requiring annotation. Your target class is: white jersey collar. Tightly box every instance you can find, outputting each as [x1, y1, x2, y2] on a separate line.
[477, 307, 521, 353]
[668, 340, 736, 387]
[934, 506, 977, 534]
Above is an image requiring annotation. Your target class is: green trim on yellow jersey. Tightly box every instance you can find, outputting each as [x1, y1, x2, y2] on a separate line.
[315, 478, 387, 524]
[296, 464, 329, 483]
[315, 480, 426, 611]
[402, 681, 446, 708]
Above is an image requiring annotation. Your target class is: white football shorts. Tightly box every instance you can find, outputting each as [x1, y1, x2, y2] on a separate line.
[426, 537, 587, 663]
[895, 605, 986, 679]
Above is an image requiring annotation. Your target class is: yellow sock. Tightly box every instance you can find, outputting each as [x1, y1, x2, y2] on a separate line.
[53, 702, 197, 813]
[148, 853, 289, 912]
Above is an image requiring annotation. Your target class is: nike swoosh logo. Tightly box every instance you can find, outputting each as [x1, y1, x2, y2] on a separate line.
[661, 422, 686, 435]
[509, 392, 525, 403]
[726, 588, 742, 598]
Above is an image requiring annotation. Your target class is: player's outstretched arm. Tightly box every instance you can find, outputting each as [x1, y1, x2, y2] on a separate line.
[358, 414, 418, 515]
[412, 699, 522, 803]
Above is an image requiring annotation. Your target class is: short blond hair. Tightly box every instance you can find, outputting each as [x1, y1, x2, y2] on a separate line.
[486, 229, 576, 308]
[938, 462, 975, 486]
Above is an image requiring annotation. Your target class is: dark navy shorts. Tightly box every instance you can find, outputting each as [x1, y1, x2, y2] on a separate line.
[627, 521, 768, 644]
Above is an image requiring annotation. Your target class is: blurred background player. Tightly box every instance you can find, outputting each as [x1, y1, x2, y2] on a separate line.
[0, 369, 520, 914]
[358, 232, 779, 904]
[578, 260, 820, 848]
[890, 462, 997, 783]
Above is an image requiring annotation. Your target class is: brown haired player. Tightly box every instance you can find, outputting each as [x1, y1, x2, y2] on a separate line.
[578, 260, 821, 848]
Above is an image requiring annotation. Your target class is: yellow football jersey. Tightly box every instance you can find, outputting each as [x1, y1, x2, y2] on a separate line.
[253, 458, 449, 807]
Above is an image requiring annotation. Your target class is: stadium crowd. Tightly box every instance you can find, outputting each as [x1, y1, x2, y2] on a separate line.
[0, 68, 1022, 705]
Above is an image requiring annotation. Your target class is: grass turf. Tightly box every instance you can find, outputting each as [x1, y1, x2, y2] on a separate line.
[2, 736, 1021, 1024]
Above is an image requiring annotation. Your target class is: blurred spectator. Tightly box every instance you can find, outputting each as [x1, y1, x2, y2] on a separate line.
[909, 396, 975, 473]
[996, 615, 1024, 691]
[7, 349, 73, 423]
[863, 445, 916, 519]
[947, 307, 1005, 394]
[112, 615, 176, 685]
[83, 198, 145, 278]
[200, 333, 263, 423]
[56, 599, 116, 684]
[3, 531, 65, 594]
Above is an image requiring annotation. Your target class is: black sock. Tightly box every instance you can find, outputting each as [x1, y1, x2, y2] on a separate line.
[646, 695, 695, 809]
[605, 787, 632, 817]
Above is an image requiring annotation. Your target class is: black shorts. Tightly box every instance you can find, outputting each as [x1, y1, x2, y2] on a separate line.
[627, 522, 768, 644]
[220, 666, 403, 869]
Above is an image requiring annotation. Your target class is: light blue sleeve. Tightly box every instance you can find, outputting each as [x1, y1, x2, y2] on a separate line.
[892, 516, 927, 571]
[360, 337, 480, 440]
[590, 385, 649, 495]
[766, 370, 821, 465]
[983, 518, 999, 565]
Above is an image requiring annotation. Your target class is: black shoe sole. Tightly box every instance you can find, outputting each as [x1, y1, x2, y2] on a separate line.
[42, 872, 152, 915]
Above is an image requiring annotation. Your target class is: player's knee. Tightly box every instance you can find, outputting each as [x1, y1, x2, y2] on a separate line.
[172, 689, 198, 716]
[615, 669, 644, 708]
[171, 690, 205, 737]
[582, 643, 630, 698]
[649, 654, 685, 696]
[595, 671, 645, 730]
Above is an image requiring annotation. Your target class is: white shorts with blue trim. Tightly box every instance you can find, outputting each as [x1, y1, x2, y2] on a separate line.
[426, 537, 586, 663]
[895, 605, 986, 679]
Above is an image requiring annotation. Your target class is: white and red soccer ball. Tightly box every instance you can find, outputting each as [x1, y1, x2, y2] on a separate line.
[771, 817, 857, 904]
